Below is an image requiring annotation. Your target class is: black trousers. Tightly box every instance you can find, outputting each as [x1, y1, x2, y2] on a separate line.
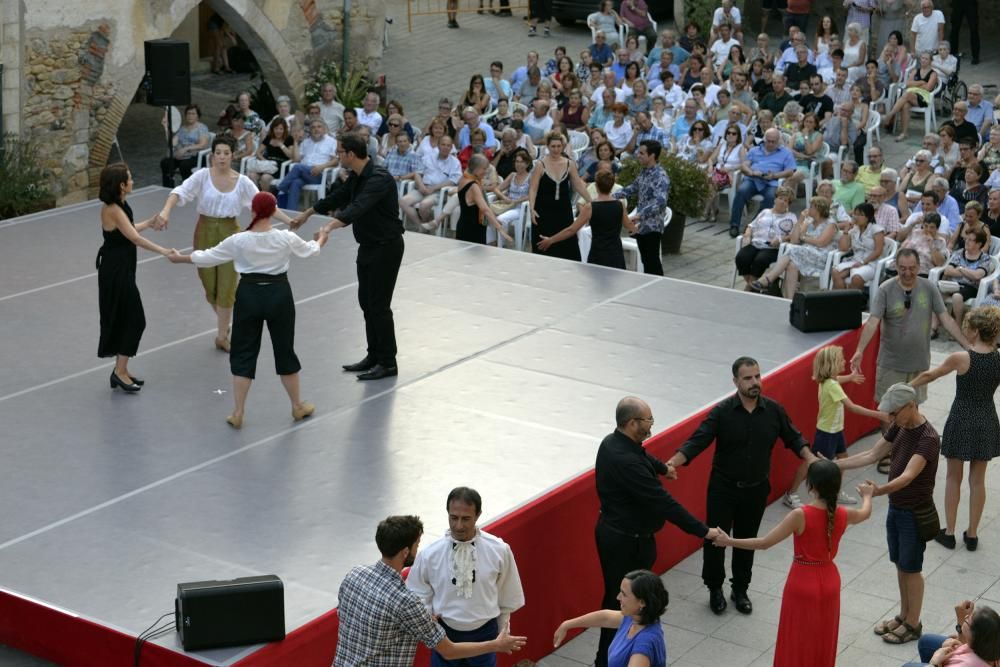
[160, 156, 198, 187]
[734, 245, 778, 278]
[950, 0, 980, 60]
[702, 473, 770, 592]
[357, 237, 404, 367]
[635, 231, 664, 276]
[230, 278, 300, 379]
[594, 519, 656, 667]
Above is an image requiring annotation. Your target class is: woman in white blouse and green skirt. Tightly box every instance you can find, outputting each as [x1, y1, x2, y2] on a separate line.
[167, 192, 327, 428]
[156, 135, 296, 351]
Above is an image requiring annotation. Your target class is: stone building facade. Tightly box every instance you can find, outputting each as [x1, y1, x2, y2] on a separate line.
[2, 0, 386, 206]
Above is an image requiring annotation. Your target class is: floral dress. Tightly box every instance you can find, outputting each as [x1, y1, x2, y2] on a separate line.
[786, 218, 839, 277]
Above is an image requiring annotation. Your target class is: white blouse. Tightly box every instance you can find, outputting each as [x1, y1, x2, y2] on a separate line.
[170, 168, 258, 218]
[190, 229, 321, 275]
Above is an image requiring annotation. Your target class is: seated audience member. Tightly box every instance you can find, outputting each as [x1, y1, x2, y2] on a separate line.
[729, 128, 797, 237]
[816, 179, 854, 227]
[879, 167, 908, 218]
[399, 135, 461, 231]
[225, 113, 256, 163]
[703, 124, 745, 221]
[457, 128, 495, 169]
[651, 71, 685, 111]
[857, 145, 886, 193]
[456, 107, 497, 150]
[626, 80, 652, 116]
[647, 50, 680, 89]
[930, 40, 958, 80]
[317, 82, 345, 135]
[524, 100, 555, 143]
[751, 61, 775, 98]
[620, 0, 655, 50]
[591, 69, 626, 108]
[784, 112, 826, 195]
[492, 128, 521, 179]
[859, 59, 886, 103]
[712, 0, 743, 42]
[832, 202, 885, 289]
[587, 1, 622, 45]
[937, 125, 960, 174]
[759, 74, 794, 115]
[734, 186, 798, 290]
[833, 160, 867, 211]
[649, 96, 672, 133]
[603, 103, 633, 154]
[678, 21, 701, 53]
[160, 104, 211, 187]
[949, 200, 992, 251]
[956, 161, 990, 214]
[418, 119, 451, 164]
[510, 51, 540, 93]
[274, 119, 338, 211]
[494, 147, 534, 230]
[822, 102, 862, 174]
[674, 120, 713, 165]
[748, 33, 775, 66]
[265, 95, 296, 139]
[484, 61, 513, 107]
[947, 140, 978, 194]
[246, 117, 293, 192]
[939, 226, 992, 326]
[825, 65, 852, 106]
[900, 601, 1000, 667]
[590, 31, 614, 68]
[379, 114, 408, 158]
[710, 105, 748, 146]
[868, 185, 902, 238]
[489, 99, 514, 133]
[376, 101, 416, 140]
[965, 85, 995, 144]
[508, 119, 536, 156]
[745, 110, 775, 147]
[385, 132, 423, 183]
[709, 22, 740, 70]
[648, 29, 690, 68]
[784, 45, 818, 90]
[576, 49, 594, 82]
[984, 188, 1000, 236]
[799, 74, 835, 128]
[577, 127, 608, 175]
[752, 197, 840, 298]
[930, 176, 963, 233]
[898, 191, 945, 241]
[357, 125, 381, 166]
[775, 100, 804, 136]
[886, 212, 948, 277]
[558, 90, 590, 130]
[669, 99, 702, 143]
[516, 66, 543, 105]
[355, 91, 384, 134]
[627, 111, 668, 154]
[900, 148, 938, 208]
[880, 51, 938, 141]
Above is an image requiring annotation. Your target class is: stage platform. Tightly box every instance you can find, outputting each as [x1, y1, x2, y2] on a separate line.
[0, 188, 873, 666]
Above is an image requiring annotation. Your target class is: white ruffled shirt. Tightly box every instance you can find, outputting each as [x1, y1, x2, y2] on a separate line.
[189, 229, 321, 274]
[169, 168, 258, 218]
[406, 529, 525, 632]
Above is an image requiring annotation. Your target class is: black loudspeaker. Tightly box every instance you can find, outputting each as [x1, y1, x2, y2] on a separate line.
[144, 39, 191, 107]
[789, 290, 865, 332]
[175, 575, 285, 651]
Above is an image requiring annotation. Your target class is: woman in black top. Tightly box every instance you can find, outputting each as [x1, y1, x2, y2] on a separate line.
[247, 117, 293, 193]
[97, 163, 173, 392]
[537, 170, 636, 268]
[455, 154, 514, 245]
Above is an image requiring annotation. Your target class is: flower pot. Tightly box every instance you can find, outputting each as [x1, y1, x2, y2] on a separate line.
[662, 212, 686, 254]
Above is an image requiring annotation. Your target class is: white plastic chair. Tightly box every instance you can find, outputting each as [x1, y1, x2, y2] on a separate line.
[867, 238, 899, 303]
[865, 109, 881, 148]
[929, 256, 1000, 307]
[193, 132, 217, 171]
[805, 142, 834, 207]
[568, 130, 590, 160]
[908, 78, 944, 136]
[823, 236, 897, 292]
[988, 236, 1000, 257]
[301, 166, 339, 206]
[434, 187, 455, 236]
[577, 226, 644, 272]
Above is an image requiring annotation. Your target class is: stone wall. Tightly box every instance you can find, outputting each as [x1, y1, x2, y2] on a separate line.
[4, 0, 387, 207]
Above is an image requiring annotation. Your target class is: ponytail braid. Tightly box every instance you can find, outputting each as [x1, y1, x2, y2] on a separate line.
[823, 488, 838, 553]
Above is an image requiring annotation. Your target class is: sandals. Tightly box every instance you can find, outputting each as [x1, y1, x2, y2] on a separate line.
[750, 278, 769, 293]
[882, 621, 922, 644]
[877, 456, 891, 475]
[874, 615, 903, 636]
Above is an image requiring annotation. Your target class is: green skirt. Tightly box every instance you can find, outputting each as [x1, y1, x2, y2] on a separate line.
[193, 215, 240, 307]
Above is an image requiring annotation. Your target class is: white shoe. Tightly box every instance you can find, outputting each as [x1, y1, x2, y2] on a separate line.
[782, 492, 801, 508]
[837, 491, 858, 505]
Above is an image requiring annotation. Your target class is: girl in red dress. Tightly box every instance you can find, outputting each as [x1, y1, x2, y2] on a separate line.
[714, 461, 875, 667]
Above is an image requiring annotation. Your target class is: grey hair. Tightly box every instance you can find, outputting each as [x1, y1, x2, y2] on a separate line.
[882, 167, 899, 182]
[938, 40, 950, 53]
[970, 83, 984, 94]
[782, 101, 803, 116]
[931, 176, 949, 189]
[846, 22, 862, 37]
[463, 106, 479, 116]
[914, 148, 933, 162]
[923, 133, 940, 147]
[468, 153, 489, 173]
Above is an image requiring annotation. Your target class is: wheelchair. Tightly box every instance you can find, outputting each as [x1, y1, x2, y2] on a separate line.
[939, 52, 968, 117]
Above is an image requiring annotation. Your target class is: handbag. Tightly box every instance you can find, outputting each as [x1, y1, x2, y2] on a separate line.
[245, 157, 278, 174]
[912, 498, 941, 542]
[711, 167, 731, 189]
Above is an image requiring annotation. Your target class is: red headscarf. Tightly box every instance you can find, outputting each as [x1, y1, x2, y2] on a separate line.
[247, 191, 277, 230]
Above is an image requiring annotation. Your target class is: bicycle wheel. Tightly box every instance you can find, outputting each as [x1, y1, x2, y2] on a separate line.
[941, 89, 954, 117]
[955, 81, 968, 103]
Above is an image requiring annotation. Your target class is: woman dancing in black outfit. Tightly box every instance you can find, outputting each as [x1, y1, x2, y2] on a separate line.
[97, 164, 172, 392]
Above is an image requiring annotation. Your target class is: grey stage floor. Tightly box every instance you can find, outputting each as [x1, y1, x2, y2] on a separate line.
[0, 188, 842, 664]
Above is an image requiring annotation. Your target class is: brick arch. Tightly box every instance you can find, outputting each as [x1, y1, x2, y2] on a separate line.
[86, 0, 305, 193]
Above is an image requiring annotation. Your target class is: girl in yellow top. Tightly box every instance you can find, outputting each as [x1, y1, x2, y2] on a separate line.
[783, 345, 888, 508]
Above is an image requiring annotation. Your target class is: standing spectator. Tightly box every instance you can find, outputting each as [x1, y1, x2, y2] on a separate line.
[835, 383, 941, 646]
[160, 105, 210, 187]
[613, 140, 670, 274]
[712, 0, 743, 42]
[729, 128, 797, 237]
[910, 0, 946, 55]
[844, 0, 877, 42]
[949, 0, 980, 65]
[355, 92, 384, 135]
[592, 396, 717, 667]
[785, 0, 812, 32]
[909, 306, 1000, 552]
[619, 0, 655, 51]
[334, 516, 525, 666]
[666, 358, 818, 616]
[526, 0, 552, 37]
[318, 82, 345, 135]
[406, 488, 524, 666]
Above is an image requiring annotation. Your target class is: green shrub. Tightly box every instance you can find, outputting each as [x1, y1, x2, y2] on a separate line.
[0, 133, 54, 220]
[304, 62, 372, 111]
[616, 152, 713, 218]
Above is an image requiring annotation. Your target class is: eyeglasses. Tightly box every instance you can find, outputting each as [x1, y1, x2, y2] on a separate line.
[915, 158, 928, 163]
[903, 291, 912, 309]
[632, 416, 655, 426]
[389, 122, 401, 128]
[693, 127, 706, 132]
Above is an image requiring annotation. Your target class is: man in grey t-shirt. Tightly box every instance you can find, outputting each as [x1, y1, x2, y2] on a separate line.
[851, 248, 968, 403]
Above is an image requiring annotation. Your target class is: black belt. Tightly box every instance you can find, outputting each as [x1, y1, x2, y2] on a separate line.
[597, 515, 653, 539]
[713, 470, 767, 488]
[240, 272, 287, 283]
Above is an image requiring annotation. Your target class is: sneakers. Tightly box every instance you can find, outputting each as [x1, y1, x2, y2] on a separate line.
[837, 491, 858, 505]
[527, 25, 537, 36]
[782, 492, 802, 508]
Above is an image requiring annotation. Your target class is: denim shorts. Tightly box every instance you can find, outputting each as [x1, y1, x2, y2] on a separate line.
[813, 429, 847, 459]
[887, 504, 925, 573]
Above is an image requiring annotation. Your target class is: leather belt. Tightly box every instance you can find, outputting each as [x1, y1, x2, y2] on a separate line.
[713, 470, 767, 488]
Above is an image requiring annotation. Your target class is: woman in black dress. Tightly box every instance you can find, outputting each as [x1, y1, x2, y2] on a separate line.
[97, 163, 173, 392]
[529, 131, 592, 261]
[537, 170, 636, 268]
[455, 154, 514, 246]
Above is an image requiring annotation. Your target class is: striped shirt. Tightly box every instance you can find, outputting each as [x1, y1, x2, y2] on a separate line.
[886, 421, 939, 510]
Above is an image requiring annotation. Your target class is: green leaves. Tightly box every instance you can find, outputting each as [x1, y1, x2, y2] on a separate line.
[617, 152, 713, 218]
[0, 134, 54, 220]
[304, 62, 372, 111]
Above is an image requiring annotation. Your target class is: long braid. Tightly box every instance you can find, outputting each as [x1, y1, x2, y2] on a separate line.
[823, 487, 838, 553]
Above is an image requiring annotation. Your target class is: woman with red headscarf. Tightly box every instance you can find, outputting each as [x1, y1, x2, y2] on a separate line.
[167, 192, 328, 428]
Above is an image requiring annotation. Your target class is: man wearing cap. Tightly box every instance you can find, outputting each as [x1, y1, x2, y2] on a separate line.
[834, 383, 939, 645]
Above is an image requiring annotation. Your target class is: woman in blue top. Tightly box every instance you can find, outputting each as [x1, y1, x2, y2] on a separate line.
[553, 570, 667, 667]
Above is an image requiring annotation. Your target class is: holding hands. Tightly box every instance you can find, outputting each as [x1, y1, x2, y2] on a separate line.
[166, 248, 189, 264]
[857, 479, 877, 498]
[709, 527, 732, 547]
[495, 624, 527, 653]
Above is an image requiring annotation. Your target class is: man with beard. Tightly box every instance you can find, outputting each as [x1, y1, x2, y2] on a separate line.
[335, 515, 526, 666]
[667, 357, 817, 616]
[593, 396, 718, 667]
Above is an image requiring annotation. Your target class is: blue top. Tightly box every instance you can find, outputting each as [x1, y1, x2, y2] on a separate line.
[746, 144, 797, 186]
[591, 43, 614, 65]
[608, 617, 666, 667]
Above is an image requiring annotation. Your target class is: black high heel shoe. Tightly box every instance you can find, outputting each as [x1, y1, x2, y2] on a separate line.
[129, 376, 145, 386]
[110, 372, 141, 393]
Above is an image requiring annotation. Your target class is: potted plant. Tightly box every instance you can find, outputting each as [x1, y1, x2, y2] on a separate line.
[304, 62, 372, 111]
[616, 152, 713, 254]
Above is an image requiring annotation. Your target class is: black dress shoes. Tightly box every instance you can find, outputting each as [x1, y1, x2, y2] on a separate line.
[109, 372, 141, 393]
[709, 587, 727, 614]
[130, 376, 145, 386]
[964, 531, 978, 551]
[731, 589, 753, 614]
[934, 529, 956, 549]
[342, 356, 377, 372]
[357, 365, 398, 381]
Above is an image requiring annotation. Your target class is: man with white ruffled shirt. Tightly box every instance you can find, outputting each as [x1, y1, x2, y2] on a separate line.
[407, 487, 525, 667]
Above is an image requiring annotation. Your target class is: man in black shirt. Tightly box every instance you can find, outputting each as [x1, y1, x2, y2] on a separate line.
[593, 396, 719, 667]
[667, 357, 816, 616]
[758, 73, 794, 115]
[783, 46, 817, 90]
[939, 102, 980, 146]
[292, 133, 404, 380]
[799, 74, 834, 128]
